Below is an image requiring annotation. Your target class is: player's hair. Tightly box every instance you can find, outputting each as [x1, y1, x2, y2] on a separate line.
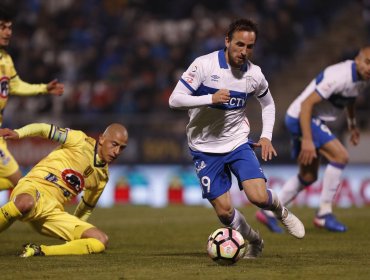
[0, 2, 17, 21]
[227, 19, 259, 41]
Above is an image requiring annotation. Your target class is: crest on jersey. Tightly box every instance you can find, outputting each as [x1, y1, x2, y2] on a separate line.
[0, 77, 10, 98]
[61, 169, 85, 193]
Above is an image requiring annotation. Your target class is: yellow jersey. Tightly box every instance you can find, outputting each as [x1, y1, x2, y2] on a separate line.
[0, 49, 48, 126]
[15, 123, 109, 207]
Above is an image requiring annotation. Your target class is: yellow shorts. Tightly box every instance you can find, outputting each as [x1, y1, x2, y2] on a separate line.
[10, 179, 95, 241]
[0, 137, 19, 177]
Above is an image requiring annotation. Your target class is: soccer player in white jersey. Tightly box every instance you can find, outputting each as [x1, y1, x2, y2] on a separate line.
[169, 18, 305, 259]
[256, 47, 370, 233]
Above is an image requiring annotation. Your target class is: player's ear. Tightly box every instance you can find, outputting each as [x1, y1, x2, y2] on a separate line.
[98, 134, 104, 145]
[225, 36, 231, 48]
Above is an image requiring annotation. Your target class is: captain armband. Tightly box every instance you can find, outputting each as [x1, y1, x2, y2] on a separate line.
[49, 125, 69, 144]
[73, 197, 95, 222]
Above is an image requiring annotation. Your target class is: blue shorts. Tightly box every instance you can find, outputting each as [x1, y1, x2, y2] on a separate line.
[285, 115, 336, 159]
[190, 142, 266, 200]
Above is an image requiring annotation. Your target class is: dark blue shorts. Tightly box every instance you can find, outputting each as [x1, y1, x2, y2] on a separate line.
[285, 115, 336, 159]
[190, 142, 266, 200]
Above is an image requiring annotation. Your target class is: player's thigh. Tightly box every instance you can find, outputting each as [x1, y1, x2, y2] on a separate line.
[319, 138, 349, 163]
[228, 143, 266, 187]
[30, 209, 95, 242]
[190, 149, 232, 200]
[0, 138, 20, 178]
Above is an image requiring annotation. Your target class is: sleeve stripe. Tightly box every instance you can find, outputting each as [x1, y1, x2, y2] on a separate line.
[180, 78, 196, 93]
[257, 88, 269, 98]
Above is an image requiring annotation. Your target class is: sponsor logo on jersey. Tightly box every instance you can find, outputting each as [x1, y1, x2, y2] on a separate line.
[195, 160, 207, 173]
[211, 75, 220, 82]
[83, 165, 94, 177]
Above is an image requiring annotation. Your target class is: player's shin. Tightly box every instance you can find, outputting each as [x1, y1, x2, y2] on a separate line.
[0, 201, 21, 231]
[40, 238, 105, 256]
[318, 163, 344, 216]
[262, 189, 285, 219]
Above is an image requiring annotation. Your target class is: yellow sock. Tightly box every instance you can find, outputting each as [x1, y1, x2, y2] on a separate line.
[41, 238, 105, 256]
[0, 177, 14, 191]
[0, 200, 22, 232]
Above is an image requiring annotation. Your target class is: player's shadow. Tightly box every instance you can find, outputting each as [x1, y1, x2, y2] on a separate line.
[151, 252, 204, 257]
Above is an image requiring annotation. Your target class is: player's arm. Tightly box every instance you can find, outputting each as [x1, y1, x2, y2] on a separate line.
[74, 183, 105, 221]
[299, 91, 322, 165]
[254, 89, 277, 161]
[10, 76, 64, 96]
[169, 57, 229, 109]
[345, 101, 360, 146]
[0, 123, 70, 144]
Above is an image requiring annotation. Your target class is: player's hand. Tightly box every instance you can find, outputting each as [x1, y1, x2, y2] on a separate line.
[0, 128, 19, 140]
[212, 89, 230, 104]
[252, 138, 277, 161]
[349, 126, 360, 146]
[47, 79, 64, 96]
[298, 138, 317, 165]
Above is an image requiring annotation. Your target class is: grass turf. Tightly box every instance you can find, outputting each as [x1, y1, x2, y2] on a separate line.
[1, 205, 369, 280]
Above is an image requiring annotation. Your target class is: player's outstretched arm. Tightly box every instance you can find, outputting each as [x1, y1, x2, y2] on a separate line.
[0, 128, 20, 140]
[46, 79, 64, 96]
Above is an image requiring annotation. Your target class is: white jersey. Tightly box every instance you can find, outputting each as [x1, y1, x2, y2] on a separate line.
[287, 60, 370, 121]
[169, 49, 275, 153]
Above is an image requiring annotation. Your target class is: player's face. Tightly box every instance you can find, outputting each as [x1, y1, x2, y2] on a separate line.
[225, 30, 256, 68]
[0, 21, 12, 47]
[98, 131, 128, 164]
[356, 47, 370, 80]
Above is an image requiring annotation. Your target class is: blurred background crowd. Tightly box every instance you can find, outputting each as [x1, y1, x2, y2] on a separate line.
[3, 0, 370, 164]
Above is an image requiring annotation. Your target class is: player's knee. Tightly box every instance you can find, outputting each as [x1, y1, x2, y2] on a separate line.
[82, 228, 109, 247]
[248, 192, 268, 208]
[335, 152, 349, 165]
[97, 232, 109, 247]
[13, 193, 35, 214]
[299, 174, 317, 186]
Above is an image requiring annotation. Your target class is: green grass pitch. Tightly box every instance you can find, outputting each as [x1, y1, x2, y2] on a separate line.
[1, 205, 370, 280]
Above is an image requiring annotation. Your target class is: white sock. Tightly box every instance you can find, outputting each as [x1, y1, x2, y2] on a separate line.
[229, 209, 259, 242]
[280, 175, 306, 205]
[262, 189, 286, 219]
[318, 163, 344, 216]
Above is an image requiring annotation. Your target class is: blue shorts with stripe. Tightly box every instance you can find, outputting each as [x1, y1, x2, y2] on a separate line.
[190, 142, 266, 200]
[285, 114, 336, 159]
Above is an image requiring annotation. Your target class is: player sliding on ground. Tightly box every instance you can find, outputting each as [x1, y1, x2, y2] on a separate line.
[0, 122, 128, 257]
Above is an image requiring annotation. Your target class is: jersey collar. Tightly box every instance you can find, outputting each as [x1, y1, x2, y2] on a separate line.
[94, 142, 106, 167]
[218, 49, 249, 72]
[352, 61, 359, 82]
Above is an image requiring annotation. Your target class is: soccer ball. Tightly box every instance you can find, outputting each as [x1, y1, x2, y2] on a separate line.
[206, 227, 246, 265]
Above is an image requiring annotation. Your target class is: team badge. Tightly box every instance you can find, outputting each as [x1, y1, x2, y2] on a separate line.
[61, 169, 85, 193]
[0, 77, 10, 98]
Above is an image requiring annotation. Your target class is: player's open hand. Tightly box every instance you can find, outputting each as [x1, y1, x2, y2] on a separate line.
[252, 138, 277, 161]
[47, 79, 64, 96]
[0, 128, 19, 140]
[212, 89, 230, 104]
[298, 138, 317, 165]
